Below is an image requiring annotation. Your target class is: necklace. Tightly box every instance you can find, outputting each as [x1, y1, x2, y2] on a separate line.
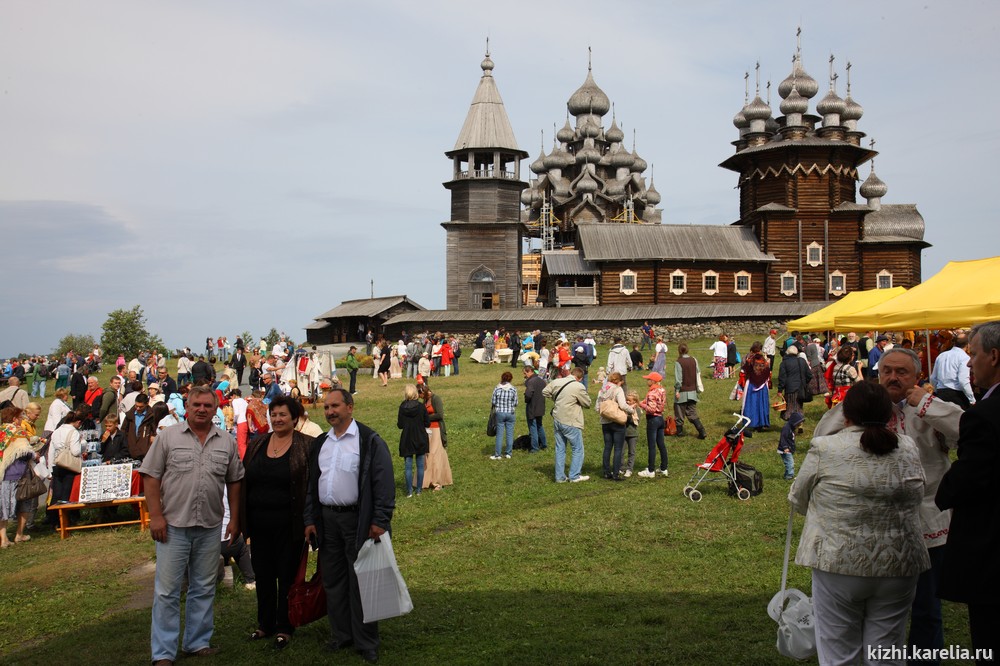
[268, 433, 293, 456]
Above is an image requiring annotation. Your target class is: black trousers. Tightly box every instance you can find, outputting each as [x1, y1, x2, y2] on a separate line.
[47, 467, 80, 525]
[248, 518, 298, 635]
[934, 387, 971, 410]
[320, 507, 378, 651]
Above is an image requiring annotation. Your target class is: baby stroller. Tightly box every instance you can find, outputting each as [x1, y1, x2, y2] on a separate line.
[683, 413, 752, 502]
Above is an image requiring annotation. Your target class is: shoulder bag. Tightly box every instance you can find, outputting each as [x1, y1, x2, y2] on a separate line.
[16, 465, 49, 501]
[55, 445, 82, 474]
[598, 387, 627, 425]
[799, 359, 814, 403]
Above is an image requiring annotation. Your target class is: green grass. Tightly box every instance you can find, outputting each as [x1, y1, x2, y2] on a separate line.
[0, 339, 974, 665]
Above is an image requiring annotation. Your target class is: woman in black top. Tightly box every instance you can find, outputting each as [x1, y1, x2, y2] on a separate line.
[241, 395, 311, 649]
[397, 384, 429, 497]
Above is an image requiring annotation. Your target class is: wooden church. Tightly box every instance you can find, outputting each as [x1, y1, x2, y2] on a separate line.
[441, 37, 928, 310]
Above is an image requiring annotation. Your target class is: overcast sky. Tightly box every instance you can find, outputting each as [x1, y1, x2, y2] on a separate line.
[3, 1, 997, 357]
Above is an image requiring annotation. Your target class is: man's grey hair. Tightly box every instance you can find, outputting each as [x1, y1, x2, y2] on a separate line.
[970, 320, 1000, 353]
[881, 347, 921, 374]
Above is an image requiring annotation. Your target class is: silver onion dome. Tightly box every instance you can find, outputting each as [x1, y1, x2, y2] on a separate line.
[556, 119, 575, 143]
[859, 170, 888, 199]
[780, 87, 809, 115]
[778, 56, 819, 100]
[816, 89, 846, 116]
[567, 69, 611, 117]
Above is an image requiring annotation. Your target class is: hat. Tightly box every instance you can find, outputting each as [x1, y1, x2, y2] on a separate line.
[770, 329, 777, 335]
[787, 346, 799, 355]
[643, 372, 663, 383]
[876, 334, 889, 343]
[148, 382, 161, 392]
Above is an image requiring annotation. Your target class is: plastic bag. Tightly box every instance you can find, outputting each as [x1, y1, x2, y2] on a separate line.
[767, 588, 817, 660]
[353, 532, 413, 623]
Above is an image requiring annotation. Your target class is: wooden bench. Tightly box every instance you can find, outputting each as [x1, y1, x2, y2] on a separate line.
[47, 497, 150, 540]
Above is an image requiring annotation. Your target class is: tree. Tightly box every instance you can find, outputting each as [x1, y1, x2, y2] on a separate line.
[100, 305, 157, 360]
[53, 333, 97, 358]
[264, 328, 280, 352]
[238, 330, 255, 351]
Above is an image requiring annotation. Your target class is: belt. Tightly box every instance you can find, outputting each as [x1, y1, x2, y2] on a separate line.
[322, 504, 358, 513]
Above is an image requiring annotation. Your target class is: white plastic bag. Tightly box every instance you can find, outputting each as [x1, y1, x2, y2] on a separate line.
[767, 588, 817, 660]
[353, 532, 413, 623]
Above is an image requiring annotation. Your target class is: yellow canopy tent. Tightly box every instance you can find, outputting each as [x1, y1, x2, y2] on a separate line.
[835, 256, 1000, 330]
[786, 287, 907, 331]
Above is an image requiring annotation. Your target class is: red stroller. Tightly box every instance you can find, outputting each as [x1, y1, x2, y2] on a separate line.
[683, 414, 752, 502]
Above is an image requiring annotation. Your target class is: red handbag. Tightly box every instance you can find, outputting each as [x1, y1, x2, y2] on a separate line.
[287, 544, 327, 627]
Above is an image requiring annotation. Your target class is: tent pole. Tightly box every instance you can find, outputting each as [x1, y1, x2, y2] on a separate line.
[925, 328, 932, 380]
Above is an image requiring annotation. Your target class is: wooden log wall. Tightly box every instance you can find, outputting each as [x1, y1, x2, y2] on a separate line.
[597, 262, 768, 305]
[445, 225, 522, 310]
[448, 180, 524, 223]
[859, 246, 923, 290]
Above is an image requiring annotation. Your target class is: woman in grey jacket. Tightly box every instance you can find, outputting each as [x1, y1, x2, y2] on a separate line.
[789, 381, 928, 665]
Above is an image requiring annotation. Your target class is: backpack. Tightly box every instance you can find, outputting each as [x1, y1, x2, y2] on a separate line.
[727, 462, 764, 497]
[452, 338, 461, 357]
[38, 363, 51, 379]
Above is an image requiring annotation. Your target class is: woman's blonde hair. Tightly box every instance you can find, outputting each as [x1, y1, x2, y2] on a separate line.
[403, 384, 419, 401]
[607, 371, 623, 384]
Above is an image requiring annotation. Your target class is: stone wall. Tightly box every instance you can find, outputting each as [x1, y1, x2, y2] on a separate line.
[442, 319, 786, 348]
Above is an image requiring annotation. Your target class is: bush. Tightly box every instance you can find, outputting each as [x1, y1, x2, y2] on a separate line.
[335, 354, 374, 369]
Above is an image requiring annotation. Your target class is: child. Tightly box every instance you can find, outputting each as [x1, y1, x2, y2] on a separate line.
[778, 411, 805, 480]
[623, 390, 641, 478]
[593, 366, 607, 385]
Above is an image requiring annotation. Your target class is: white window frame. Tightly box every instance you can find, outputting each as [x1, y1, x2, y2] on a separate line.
[780, 271, 797, 297]
[734, 271, 752, 297]
[702, 270, 719, 296]
[619, 269, 637, 296]
[876, 269, 893, 290]
[669, 269, 687, 295]
[829, 270, 847, 296]
[806, 241, 823, 267]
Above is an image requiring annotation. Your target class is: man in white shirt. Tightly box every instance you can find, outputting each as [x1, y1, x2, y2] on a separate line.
[304, 389, 394, 664]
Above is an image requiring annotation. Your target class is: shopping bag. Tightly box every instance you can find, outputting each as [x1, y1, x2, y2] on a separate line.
[353, 532, 413, 623]
[486, 405, 497, 437]
[767, 507, 816, 660]
[767, 588, 817, 660]
[287, 544, 326, 627]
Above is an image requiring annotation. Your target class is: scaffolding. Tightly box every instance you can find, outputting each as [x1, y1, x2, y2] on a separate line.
[610, 197, 638, 224]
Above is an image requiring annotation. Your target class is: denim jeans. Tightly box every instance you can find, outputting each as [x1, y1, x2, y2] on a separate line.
[527, 416, 547, 451]
[646, 415, 667, 472]
[403, 455, 425, 495]
[780, 452, 795, 478]
[494, 411, 515, 456]
[602, 422, 625, 477]
[151, 525, 220, 661]
[553, 420, 584, 481]
[32, 380, 46, 398]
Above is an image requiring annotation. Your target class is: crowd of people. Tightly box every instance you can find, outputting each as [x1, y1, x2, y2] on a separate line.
[0, 319, 996, 663]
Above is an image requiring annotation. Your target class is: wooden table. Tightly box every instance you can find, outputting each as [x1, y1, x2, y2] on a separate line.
[47, 497, 149, 540]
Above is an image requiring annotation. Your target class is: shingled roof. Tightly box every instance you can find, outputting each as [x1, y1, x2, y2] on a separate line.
[542, 251, 600, 276]
[576, 223, 777, 263]
[450, 55, 522, 155]
[861, 204, 927, 244]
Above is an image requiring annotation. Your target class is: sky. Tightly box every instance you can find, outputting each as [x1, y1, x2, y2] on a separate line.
[2, 1, 998, 357]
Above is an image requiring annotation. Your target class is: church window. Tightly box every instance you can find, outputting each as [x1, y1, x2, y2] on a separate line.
[806, 242, 823, 267]
[829, 270, 847, 296]
[876, 270, 893, 289]
[619, 270, 637, 296]
[734, 271, 752, 296]
[702, 271, 719, 296]
[780, 271, 797, 296]
[670, 269, 687, 295]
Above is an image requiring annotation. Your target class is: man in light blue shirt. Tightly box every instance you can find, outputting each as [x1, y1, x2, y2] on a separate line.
[930, 334, 975, 409]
